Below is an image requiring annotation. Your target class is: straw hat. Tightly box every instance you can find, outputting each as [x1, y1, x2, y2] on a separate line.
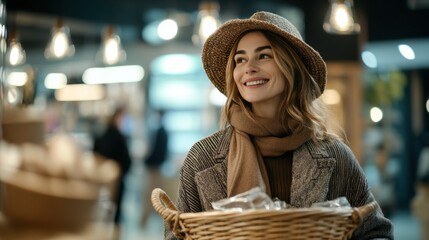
[202, 11, 327, 96]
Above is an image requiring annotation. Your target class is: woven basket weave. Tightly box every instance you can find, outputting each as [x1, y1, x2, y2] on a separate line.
[151, 188, 377, 240]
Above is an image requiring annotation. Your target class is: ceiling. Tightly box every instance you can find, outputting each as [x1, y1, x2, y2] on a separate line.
[4, 0, 429, 63]
[7, 0, 311, 49]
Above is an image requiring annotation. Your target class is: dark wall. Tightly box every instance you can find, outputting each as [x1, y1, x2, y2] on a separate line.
[366, 0, 429, 41]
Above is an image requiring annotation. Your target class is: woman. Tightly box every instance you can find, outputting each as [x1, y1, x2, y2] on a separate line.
[166, 11, 393, 239]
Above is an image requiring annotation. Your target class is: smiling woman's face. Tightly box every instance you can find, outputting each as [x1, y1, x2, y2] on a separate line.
[233, 31, 285, 110]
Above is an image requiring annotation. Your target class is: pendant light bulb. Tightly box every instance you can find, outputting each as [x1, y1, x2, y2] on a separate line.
[7, 31, 26, 66]
[97, 25, 126, 65]
[45, 18, 75, 59]
[323, 0, 360, 34]
[192, 1, 221, 46]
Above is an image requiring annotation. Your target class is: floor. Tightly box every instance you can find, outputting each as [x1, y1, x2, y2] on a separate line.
[118, 162, 168, 240]
[118, 163, 423, 240]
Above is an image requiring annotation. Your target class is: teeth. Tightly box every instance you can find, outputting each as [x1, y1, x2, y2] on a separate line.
[246, 80, 267, 86]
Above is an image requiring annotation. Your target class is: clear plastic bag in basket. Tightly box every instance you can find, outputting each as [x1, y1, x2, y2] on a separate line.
[212, 187, 288, 211]
[311, 197, 352, 208]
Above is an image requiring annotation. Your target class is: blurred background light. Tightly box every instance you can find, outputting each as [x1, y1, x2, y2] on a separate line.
[323, 0, 360, 34]
[322, 89, 341, 105]
[55, 84, 105, 101]
[157, 19, 178, 40]
[82, 65, 144, 84]
[7, 71, 28, 86]
[7, 31, 26, 66]
[361, 51, 378, 68]
[209, 88, 226, 106]
[44, 73, 67, 89]
[6, 86, 22, 104]
[151, 54, 198, 75]
[370, 107, 383, 123]
[398, 44, 415, 60]
[97, 25, 126, 65]
[44, 18, 75, 59]
[192, 1, 221, 46]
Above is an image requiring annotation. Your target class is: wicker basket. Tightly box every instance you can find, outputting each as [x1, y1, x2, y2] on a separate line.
[151, 188, 377, 240]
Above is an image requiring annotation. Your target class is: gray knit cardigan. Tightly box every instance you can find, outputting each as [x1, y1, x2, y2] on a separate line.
[165, 127, 394, 239]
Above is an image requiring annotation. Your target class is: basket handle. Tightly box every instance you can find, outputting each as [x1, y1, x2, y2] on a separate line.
[151, 188, 179, 220]
[151, 188, 186, 238]
[351, 201, 378, 225]
[343, 201, 378, 239]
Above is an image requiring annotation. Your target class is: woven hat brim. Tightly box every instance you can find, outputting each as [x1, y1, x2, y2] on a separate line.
[202, 18, 327, 96]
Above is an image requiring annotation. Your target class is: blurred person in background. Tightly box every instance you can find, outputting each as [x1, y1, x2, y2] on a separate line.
[416, 132, 429, 183]
[140, 109, 169, 227]
[371, 141, 398, 219]
[412, 132, 429, 240]
[164, 11, 393, 240]
[93, 106, 132, 227]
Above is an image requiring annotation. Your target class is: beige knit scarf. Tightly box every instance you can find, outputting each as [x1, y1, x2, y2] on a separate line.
[227, 105, 312, 197]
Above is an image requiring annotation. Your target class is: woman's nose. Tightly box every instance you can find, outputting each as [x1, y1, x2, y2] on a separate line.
[245, 59, 259, 74]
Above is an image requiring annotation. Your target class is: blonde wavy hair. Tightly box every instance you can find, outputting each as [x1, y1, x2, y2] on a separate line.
[220, 30, 339, 142]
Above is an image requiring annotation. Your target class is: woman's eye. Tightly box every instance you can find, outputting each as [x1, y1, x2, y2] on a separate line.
[260, 54, 271, 59]
[235, 57, 246, 64]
